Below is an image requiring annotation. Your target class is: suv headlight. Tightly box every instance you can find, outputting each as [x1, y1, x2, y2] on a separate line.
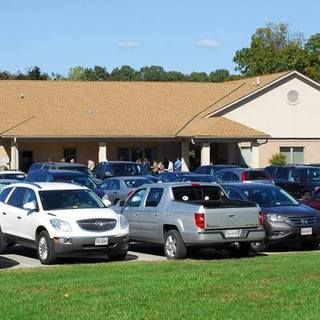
[50, 219, 72, 232]
[119, 215, 129, 229]
[266, 214, 285, 222]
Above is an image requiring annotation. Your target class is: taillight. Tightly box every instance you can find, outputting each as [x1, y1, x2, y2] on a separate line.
[259, 211, 266, 226]
[194, 213, 205, 229]
[241, 171, 246, 182]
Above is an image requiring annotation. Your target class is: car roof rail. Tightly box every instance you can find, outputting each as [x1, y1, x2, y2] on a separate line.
[24, 182, 42, 189]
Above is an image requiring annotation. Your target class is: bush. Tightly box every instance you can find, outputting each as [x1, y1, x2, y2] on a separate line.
[269, 153, 287, 165]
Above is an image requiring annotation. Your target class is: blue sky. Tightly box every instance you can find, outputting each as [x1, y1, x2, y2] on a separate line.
[0, 0, 319, 76]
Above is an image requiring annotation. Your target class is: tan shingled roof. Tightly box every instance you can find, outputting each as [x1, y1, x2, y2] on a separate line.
[177, 117, 269, 138]
[0, 71, 291, 138]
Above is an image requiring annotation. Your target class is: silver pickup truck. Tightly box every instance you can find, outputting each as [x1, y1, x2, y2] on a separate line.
[114, 183, 265, 259]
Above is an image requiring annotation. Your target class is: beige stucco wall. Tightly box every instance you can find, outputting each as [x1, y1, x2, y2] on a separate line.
[259, 139, 320, 167]
[225, 78, 320, 138]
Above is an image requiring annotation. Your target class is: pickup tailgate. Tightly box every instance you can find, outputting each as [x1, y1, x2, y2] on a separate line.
[204, 203, 259, 229]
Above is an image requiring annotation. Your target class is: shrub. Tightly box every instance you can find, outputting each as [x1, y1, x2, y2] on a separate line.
[269, 153, 287, 165]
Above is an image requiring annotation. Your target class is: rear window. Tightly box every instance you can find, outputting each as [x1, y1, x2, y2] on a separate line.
[0, 173, 26, 180]
[172, 186, 223, 202]
[244, 171, 269, 180]
[124, 179, 151, 188]
[110, 163, 143, 176]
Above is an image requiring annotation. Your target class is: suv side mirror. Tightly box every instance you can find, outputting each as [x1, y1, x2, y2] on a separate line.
[23, 201, 37, 213]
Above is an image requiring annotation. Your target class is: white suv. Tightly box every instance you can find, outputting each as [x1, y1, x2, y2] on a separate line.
[0, 182, 129, 264]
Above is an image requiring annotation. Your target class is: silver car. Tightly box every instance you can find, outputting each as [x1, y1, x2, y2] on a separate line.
[100, 176, 153, 204]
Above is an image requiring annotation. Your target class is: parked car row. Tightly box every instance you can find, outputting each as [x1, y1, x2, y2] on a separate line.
[0, 162, 320, 265]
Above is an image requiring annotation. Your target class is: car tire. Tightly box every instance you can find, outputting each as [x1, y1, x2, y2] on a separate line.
[250, 241, 267, 252]
[108, 251, 127, 261]
[301, 241, 319, 250]
[0, 227, 7, 254]
[37, 231, 56, 265]
[164, 229, 187, 259]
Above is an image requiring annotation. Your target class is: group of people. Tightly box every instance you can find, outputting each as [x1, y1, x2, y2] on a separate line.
[148, 157, 181, 175]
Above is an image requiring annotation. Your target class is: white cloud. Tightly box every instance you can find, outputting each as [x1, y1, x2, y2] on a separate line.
[117, 41, 141, 49]
[195, 39, 221, 49]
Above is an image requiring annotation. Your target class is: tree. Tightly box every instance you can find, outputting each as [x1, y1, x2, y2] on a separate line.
[27, 66, 49, 80]
[233, 23, 308, 76]
[140, 66, 166, 81]
[304, 33, 320, 82]
[68, 66, 87, 81]
[188, 72, 209, 82]
[209, 69, 230, 82]
[111, 65, 139, 81]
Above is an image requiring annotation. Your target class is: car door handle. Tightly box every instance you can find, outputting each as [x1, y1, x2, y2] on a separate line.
[17, 216, 22, 219]
[2, 212, 7, 215]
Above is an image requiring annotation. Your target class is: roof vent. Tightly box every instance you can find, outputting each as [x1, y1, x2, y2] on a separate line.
[20, 93, 24, 99]
[287, 90, 300, 105]
[256, 77, 260, 86]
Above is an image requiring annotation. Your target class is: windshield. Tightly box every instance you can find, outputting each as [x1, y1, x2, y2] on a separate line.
[39, 189, 105, 210]
[55, 175, 97, 189]
[111, 163, 143, 176]
[241, 187, 299, 207]
[124, 178, 151, 188]
[59, 166, 94, 178]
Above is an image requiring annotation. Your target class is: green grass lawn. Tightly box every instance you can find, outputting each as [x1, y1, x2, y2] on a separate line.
[1, 253, 320, 320]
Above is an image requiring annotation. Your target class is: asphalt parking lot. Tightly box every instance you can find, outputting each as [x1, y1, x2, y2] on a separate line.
[1, 242, 318, 270]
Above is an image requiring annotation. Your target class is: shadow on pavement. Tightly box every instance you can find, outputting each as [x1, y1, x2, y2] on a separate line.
[0, 256, 19, 269]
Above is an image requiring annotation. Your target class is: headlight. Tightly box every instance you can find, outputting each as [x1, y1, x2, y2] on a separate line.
[266, 214, 285, 222]
[119, 215, 129, 229]
[50, 219, 72, 232]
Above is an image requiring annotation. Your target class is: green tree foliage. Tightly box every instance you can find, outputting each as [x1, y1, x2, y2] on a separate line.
[209, 69, 230, 82]
[233, 23, 320, 81]
[111, 65, 139, 81]
[188, 72, 209, 82]
[269, 153, 287, 166]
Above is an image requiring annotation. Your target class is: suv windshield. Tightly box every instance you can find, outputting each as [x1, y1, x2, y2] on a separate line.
[39, 189, 105, 210]
[111, 163, 143, 176]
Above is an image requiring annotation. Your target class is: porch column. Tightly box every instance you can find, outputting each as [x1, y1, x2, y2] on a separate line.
[98, 142, 108, 162]
[227, 143, 236, 164]
[181, 140, 189, 171]
[251, 143, 260, 168]
[10, 137, 19, 170]
[200, 142, 210, 166]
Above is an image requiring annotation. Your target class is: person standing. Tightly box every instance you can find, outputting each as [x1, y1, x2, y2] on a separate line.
[174, 157, 182, 172]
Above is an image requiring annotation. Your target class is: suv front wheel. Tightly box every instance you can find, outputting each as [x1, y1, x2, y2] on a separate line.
[164, 229, 187, 259]
[37, 231, 56, 265]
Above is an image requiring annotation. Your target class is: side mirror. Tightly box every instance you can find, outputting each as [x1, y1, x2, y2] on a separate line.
[23, 201, 37, 213]
[102, 199, 112, 207]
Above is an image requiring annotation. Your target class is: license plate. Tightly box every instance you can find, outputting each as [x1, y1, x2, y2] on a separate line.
[224, 229, 242, 238]
[95, 237, 109, 246]
[301, 228, 312, 236]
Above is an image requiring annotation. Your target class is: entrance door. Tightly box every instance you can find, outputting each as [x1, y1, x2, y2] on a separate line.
[19, 151, 33, 172]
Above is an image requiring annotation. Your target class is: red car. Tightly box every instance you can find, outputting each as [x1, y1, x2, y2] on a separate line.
[302, 189, 320, 211]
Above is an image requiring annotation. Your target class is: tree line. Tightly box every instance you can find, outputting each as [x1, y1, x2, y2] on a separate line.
[1, 23, 319, 82]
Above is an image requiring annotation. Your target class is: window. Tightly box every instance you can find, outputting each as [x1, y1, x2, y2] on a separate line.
[172, 186, 223, 202]
[7, 188, 27, 208]
[101, 179, 120, 190]
[64, 148, 77, 162]
[22, 189, 38, 209]
[145, 188, 164, 207]
[0, 187, 13, 203]
[280, 147, 304, 164]
[126, 189, 146, 207]
[225, 188, 244, 201]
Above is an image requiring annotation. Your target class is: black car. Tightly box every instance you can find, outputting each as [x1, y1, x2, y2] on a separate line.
[194, 164, 239, 175]
[94, 161, 144, 180]
[265, 165, 320, 199]
[222, 183, 320, 251]
[27, 170, 105, 198]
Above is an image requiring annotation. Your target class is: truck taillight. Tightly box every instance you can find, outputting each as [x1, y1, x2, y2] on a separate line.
[194, 213, 205, 229]
[259, 211, 266, 226]
[241, 171, 246, 182]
